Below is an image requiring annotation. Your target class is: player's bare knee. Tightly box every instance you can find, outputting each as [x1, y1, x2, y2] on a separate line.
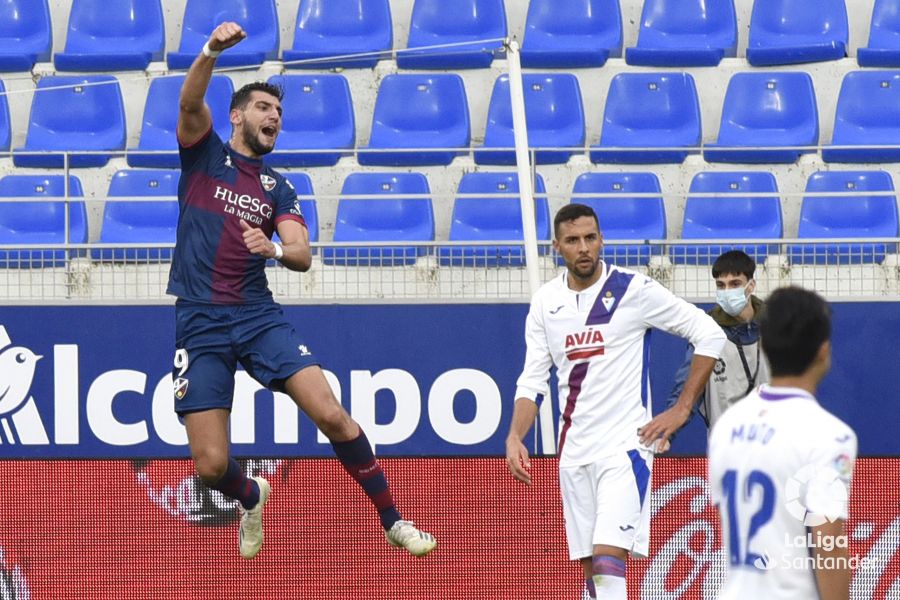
[316, 404, 356, 440]
[193, 449, 228, 484]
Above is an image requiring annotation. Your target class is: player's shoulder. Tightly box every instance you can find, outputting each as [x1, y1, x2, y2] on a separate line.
[805, 403, 857, 445]
[534, 272, 567, 299]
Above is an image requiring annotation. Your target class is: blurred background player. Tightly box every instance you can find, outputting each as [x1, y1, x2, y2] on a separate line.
[169, 22, 436, 560]
[505, 204, 725, 599]
[708, 286, 856, 600]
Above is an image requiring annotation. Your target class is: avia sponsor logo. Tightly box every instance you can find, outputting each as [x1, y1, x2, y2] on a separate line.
[214, 185, 273, 226]
[564, 328, 605, 361]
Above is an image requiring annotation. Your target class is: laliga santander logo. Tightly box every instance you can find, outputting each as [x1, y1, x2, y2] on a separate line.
[0, 547, 29, 600]
[784, 463, 849, 526]
[0, 326, 49, 444]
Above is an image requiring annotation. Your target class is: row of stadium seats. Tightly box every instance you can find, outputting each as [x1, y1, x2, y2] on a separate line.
[1, 169, 896, 268]
[6, 0, 900, 72]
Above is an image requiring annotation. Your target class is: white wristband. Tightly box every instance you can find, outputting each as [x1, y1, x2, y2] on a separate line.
[202, 41, 221, 58]
[272, 242, 284, 261]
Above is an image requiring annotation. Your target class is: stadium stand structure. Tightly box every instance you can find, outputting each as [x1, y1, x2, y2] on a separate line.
[520, 0, 622, 68]
[284, 0, 392, 69]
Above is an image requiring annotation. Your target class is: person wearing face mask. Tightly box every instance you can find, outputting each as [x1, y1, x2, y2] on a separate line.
[666, 250, 770, 431]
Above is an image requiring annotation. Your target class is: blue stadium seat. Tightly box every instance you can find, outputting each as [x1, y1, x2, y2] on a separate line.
[13, 76, 125, 168]
[591, 73, 700, 164]
[323, 173, 434, 266]
[705, 72, 819, 164]
[0, 175, 87, 268]
[166, 0, 279, 69]
[568, 173, 666, 266]
[520, 0, 622, 68]
[54, 0, 164, 71]
[94, 169, 178, 262]
[674, 172, 783, 265]
[397, 0, 507, 69]
[359, 74, 469, 166]
[0, 80, 9, 153]
[859, 0, 900, 67]
[747, 0, 848, 66]
[476, 73, 584, 166]
[440, 172, 550, 267]
[128, 75, 234, 169]
[281, 172, 319, 244]
[789, 171, 899, 265]
[823, 71, 900, 163]
[283, 0, 392, 69]
[265, 74, 354, 168]
[625, 0, 736, 67]
[0, 0, 51, 72]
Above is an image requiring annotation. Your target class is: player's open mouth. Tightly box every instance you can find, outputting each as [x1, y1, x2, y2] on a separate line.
[261, 126, 277, 137]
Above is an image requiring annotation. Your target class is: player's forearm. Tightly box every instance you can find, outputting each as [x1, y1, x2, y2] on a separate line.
[278, 242, 312, 272]
[812, 521, 851, 600]
[179, 53, 216, 114]
[506, 398, 539, 442]
[673, 354, 716, 413]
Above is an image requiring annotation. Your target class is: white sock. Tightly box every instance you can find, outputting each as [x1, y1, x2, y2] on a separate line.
[591, 574, 626, 599]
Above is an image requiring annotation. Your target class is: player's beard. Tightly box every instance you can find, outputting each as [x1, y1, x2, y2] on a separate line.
[570, 255, 599, 280]
[241, 122, 275, 156]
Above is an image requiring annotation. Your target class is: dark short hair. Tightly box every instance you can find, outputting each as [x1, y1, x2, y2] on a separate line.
[230, 81, 284, 112]
[760, 286, 831, 377]
[554, 203, 599, 238]
[712, 250, 756, 280]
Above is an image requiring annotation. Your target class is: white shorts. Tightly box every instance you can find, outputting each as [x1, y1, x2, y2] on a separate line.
[559, 448, 653, 561]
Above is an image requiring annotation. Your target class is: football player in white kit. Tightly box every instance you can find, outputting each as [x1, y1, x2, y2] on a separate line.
[709, 286, 856, 600]
[506, 204, 726, 599]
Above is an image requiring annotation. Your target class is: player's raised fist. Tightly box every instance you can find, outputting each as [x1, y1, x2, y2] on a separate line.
[208, 22, 247, 52]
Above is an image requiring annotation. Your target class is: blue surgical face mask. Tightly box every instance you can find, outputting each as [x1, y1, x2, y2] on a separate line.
[716, 283, 750, 316]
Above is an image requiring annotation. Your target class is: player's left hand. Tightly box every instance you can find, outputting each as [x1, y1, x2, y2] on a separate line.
[240, 220, 277, 259]
[638, 405, 690, 453]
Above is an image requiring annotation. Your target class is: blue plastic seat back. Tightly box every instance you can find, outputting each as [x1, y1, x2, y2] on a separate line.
[747, 0, 848, 66]
[626, 0, 736, 66]
[824, 71, 900, 163]
[591, 72, 701, 164]
[476, 73, 585, 166]
[285, 0, 392, 69]
[360, 74, 470, 167]
[0, 0, 51, 71]
[128, 75, 234, 169]
[265, 74, 354, 168]
[674, 172, 783, 265]
[281, 172, 319, 244]
[14, 76, 125, 169]
[54, 0, 164, 71]
[398, 0, 507, 69]
[0, 80, 10, 152]
[521, 0, 622, 68]
[706, 71, 818, 164]
[859, 0, 900, 66]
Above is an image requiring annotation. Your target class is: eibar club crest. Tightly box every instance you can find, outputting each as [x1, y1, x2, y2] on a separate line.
[260, 174, 276, 192]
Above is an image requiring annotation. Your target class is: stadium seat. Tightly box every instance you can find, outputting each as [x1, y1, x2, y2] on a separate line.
[265, 74, 354, 168]
[0, 80, 9, 153]
[128, 75, 234, 169]
[53, 0, 165, 71]
[625, 0, 737, 67]
[0, 175, 87, 268]
[590, 73, 701, 164]
[0, 0, 51, 72]
[94, 169, 178, 262]
[568, 173, 666, 266]
[823, 71, 900, 163]
[323, 173, 434, 266]
[440, 172, 550, 267]
[283, 0, 392, 69]
[789, 171, 899, 265]
[281, 173, 319, 245]
[476, 73, 584, 166]
[674, 172, 783, 265]
[359, 74, 469, 166]
[397, 0, 507, 69]
[859, 0, 900, 67]
[166, 0, 279, 69]
[747, 0, 848, 66]
[520, 0, 622, 68]
[704, 72, 819, 164]
[13, 76, 125, 169]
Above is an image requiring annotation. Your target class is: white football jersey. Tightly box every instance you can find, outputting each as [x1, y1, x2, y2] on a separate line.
[515, 263, 726, 467]
[708, 385, 858, 599]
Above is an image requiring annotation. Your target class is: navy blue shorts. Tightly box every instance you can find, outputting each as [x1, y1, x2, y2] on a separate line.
[172, 301, 319, 416]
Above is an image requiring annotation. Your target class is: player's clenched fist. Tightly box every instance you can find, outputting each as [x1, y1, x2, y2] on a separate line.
[208, 21, 247, 53]
[240, 220, 277, 259]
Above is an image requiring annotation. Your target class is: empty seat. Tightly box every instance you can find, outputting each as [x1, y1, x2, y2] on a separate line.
[859, 0, 900, 67]
[789, 171, 899, 265]
[265, 74, 354, 168]
[283, 0, 392, 69]
[397, 0, 507, 69]
[823, 71, 900, 163]
[128, 75, 234, 169]
[0, 80, 9, 152]
[705, 72, 818, 164]
[281, 172, 319, 244]
[0, 175, 87, 268]
[323, 173, 434, 266]
[674, 172, 783, 265]
[591, 73, 700, 164]
[94, 169, 178, 261]
[359, 74, 469, 166]
[54, 0, 165, 71]
[440, 172, 550, 267]
[625, 0, 736, 67]
[520, 0, 622, 68]
[166, 0, 279, 69]
[568, 173, 666, 266]
[476, 73, 584, 166]
[14, 76, 125, 168]
[0, 0, 51, 72]
[747, 0, 848, 66]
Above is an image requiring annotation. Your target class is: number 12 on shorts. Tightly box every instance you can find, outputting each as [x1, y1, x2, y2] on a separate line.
[720, 469, 776, 567]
